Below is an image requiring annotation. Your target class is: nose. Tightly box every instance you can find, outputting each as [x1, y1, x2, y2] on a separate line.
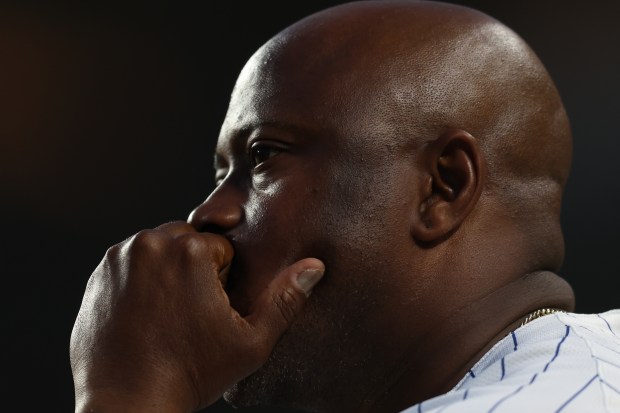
[187, 184, 244, 234]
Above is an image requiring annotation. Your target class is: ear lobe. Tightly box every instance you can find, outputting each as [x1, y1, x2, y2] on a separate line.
[412, 129, 484, 244]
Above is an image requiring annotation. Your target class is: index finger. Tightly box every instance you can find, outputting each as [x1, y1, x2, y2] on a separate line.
[155, 221, 197, 238]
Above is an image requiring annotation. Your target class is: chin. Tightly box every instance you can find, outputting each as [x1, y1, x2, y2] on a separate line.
[222, 329, 315, 411]
[223, 273, 373, 412]
[223, 300, 337, 412]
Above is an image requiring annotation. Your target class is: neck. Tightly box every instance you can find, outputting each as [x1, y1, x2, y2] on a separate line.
[364, 270, 574, 413]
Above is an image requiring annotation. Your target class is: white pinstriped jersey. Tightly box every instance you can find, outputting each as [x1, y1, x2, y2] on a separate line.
[401, 310, 620, 413]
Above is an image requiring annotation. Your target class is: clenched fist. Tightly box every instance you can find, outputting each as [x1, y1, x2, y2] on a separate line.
[70, 221, 324, 413]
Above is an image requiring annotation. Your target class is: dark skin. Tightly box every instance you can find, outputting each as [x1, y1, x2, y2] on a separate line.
[71, 1, 575, 412]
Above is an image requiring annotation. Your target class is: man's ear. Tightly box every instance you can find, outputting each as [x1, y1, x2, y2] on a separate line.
[411, 129, 485, 244]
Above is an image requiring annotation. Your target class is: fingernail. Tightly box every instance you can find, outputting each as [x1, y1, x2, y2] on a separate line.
[296, 268, 324, 297]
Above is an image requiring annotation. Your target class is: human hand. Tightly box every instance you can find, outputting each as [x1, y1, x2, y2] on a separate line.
[70, 221, 324, 413]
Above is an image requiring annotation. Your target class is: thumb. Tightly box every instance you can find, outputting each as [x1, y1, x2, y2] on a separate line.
[246, 258, 325, 349]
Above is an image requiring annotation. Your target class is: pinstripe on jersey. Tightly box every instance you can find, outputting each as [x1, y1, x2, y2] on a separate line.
[401, 310, 620, 413]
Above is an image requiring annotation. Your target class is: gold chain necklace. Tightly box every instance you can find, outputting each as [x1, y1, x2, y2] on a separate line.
[520, 308, 562, 327]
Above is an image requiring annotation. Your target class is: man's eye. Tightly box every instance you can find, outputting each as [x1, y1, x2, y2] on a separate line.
[250, 144, 280, 167]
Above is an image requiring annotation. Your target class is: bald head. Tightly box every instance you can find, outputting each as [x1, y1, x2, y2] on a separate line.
[257, 0, 571, 172]
[218, 1, 574, 410]
[231, 0, 571, 266]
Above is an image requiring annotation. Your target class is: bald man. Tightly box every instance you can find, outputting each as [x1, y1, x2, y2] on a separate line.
[70, 1, 620, 412]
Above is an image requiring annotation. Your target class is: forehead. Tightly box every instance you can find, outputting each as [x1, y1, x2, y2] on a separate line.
[216, 32, 401, 157]
[218, 45, 340, 145]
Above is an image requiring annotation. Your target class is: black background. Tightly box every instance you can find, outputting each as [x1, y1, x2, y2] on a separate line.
[2, 1, 618, 412]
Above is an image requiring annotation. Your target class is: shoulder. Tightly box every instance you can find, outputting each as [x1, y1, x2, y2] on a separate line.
[401, 310, 620, 413]
[558, 310, 620, 337]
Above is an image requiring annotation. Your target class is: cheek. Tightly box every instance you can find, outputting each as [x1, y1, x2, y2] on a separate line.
[316, 164, 416, 285]
[243, 185, 320, 259]
[228, 183, 327, 312]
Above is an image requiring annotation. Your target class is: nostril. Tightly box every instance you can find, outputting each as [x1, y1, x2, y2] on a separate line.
[199, 222, 228, 235]
[187, 212, 226, 233]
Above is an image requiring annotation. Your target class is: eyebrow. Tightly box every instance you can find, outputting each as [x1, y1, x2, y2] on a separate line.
[213, 120, 318, 169]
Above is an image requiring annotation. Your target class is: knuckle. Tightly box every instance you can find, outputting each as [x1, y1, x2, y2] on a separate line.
[156, 220, 194, 232]
[201, 233, 234, 265]
[176, 232, 232, 267]
[175, 233, 206, 258]
[271, 287, 302, 325]
[128, 229, 167, 254]
[100, 243, 123, 275]
[104, 243, 121, 260]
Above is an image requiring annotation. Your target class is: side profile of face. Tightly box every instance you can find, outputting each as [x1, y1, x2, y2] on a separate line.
[188, 0, 573, 410]
[188, 7, 428, 411]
